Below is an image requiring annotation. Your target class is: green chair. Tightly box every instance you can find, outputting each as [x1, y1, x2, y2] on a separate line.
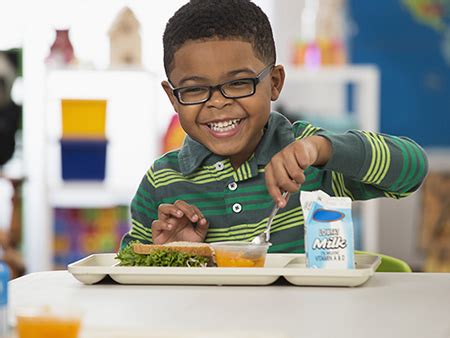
[355, 251, 412, 272]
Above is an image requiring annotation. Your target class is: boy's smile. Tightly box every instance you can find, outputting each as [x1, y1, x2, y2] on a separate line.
[162, 40, 284, 168]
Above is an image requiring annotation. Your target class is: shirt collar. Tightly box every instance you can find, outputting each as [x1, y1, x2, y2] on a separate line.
[178, 135, 213, 175]
[254, 111, 295, 165]
[178, 111, 295, 175]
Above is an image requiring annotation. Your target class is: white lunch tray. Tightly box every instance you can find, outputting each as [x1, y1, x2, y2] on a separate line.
[68, 253, 380, 287]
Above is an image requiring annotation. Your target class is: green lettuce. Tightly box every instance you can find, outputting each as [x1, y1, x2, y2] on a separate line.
[116, 242, 209, 267]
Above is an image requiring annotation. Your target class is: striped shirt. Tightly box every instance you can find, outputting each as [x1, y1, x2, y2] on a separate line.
[121, 112, 428, 253]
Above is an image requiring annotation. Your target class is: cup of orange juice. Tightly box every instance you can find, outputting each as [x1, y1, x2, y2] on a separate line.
[15, 305, 82, 338]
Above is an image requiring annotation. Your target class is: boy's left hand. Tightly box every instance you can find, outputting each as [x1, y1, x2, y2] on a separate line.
[152, 200, 209, 245]
[265, 135, 331, 208]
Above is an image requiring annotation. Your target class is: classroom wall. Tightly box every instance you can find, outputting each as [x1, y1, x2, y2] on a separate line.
[350, 0, 450, 268]
[349, 0, 450, 147]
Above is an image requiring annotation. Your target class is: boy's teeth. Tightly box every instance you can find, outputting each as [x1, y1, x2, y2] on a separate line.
[208, 119, 241, 132]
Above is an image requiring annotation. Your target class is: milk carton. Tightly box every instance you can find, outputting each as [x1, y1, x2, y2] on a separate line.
[301, 190, 355, 269]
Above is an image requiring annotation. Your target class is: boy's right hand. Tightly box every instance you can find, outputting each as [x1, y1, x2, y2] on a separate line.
[152, 200, 209, 244]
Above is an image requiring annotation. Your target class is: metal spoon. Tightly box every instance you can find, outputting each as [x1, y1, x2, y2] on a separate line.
[251, 191, 289, 245]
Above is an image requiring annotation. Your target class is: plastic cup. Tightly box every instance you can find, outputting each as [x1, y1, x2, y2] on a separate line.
[15, 305, 82, 338]
[211, 241, 270, 267]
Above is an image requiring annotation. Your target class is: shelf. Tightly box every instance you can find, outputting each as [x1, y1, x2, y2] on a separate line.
[49, 183, 133, 208]
[278, 64, 380, 133]
[283, 65, 379, 83]
[45, 69, 158, 208]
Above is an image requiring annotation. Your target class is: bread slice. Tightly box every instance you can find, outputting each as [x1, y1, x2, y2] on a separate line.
[132, 241, 213, 257]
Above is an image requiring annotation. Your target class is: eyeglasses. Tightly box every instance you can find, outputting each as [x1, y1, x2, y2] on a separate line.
[169, 64, 274, 105]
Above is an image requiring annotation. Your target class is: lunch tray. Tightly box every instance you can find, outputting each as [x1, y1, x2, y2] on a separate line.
[68, 253, 380, 287]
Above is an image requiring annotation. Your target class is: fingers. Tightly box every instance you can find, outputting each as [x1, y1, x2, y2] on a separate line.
[158, 201, 207, 226]
[157, 201, 207, 226]
[191, 204, 209, 230]
[153, 201, 209, 244]
[152, 219, 173, 233]
[266, 142, 312, 208]
[173, 200, 207, 226]
[283, 154, 306, 185]
[151, 219, 174, 244]
[293, 141, 313, 170]
[191, 204, 209, 236]
[158, 203, 184, 220]
[265, 163, 283, 207]
[266, 163, 295, 208]
[275, 158, 298, 189]
[269, 156, 303, 191]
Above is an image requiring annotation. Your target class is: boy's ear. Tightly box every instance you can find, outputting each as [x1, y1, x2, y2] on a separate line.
[161, 81, 179, 112]
[270, 65, 285, 101]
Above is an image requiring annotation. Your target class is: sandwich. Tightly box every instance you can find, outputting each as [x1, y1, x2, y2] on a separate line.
[116, 241, 214, 267]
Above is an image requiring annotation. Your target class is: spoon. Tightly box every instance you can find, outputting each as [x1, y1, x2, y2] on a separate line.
[251, 191, 289, 245]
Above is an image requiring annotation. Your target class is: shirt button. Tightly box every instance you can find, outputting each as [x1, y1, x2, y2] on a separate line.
[228, 182, 238, 191]
[215, 162, 224, 171]
[232, 203, 242, 213]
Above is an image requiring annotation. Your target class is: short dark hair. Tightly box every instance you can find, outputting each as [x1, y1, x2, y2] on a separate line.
[163, 0, 276, 77]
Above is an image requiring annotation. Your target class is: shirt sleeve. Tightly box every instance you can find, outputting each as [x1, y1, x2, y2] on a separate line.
[293, 121, 429, 200]
[120, 167, 158, 249]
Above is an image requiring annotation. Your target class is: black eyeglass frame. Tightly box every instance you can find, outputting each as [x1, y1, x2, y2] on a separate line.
[168, 63, 275, 105]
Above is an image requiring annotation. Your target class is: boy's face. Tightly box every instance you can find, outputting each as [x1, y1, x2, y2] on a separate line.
[162, 40, 285, 167]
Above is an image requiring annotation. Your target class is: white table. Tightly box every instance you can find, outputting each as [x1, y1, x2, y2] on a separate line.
[9, 271, 450, 338]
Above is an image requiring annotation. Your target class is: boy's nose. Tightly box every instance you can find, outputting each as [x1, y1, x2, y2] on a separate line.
[207, 87, 232, 108]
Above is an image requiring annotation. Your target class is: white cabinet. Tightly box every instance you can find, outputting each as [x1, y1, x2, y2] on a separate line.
[276, 65, 380, 252]
[24, 69, 160, 271]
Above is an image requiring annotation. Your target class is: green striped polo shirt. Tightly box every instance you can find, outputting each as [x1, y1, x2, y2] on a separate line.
[121, 111, 428, 253]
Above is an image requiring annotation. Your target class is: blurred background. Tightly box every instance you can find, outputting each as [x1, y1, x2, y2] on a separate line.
[0, 0, 449, 277]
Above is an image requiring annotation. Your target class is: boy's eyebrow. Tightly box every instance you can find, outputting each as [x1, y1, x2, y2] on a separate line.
[227, 68, 256, 77]
[178, 75, 208, 86]
[177, 68, 257, 86]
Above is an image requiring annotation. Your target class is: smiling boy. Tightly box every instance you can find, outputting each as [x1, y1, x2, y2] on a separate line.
[120, 0, 428, 253]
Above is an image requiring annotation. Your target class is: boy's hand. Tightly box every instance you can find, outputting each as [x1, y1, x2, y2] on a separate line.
[152, 200, 209, 244]
[265, 135, 332, 208]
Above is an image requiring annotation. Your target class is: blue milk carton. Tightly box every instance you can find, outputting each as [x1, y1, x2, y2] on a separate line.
[301, 190, 355, 269]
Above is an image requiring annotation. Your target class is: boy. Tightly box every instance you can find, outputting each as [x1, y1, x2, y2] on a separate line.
[121, 0, 428, 253]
